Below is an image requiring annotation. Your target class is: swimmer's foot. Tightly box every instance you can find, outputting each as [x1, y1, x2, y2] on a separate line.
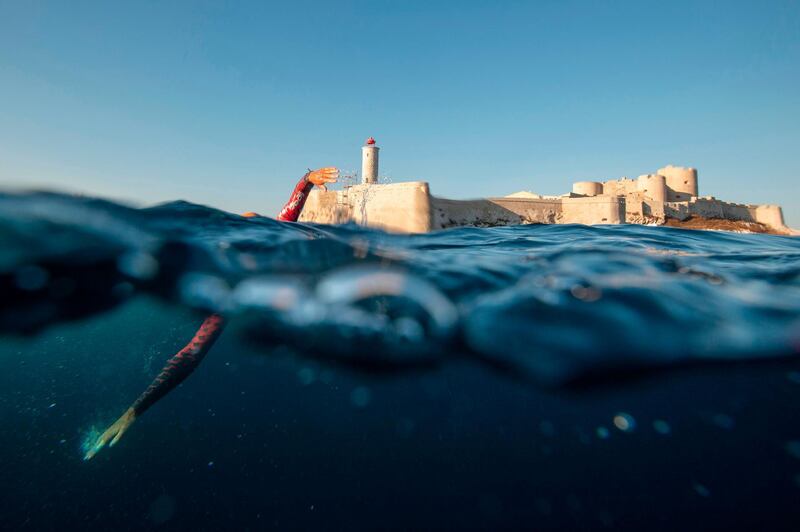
[83, 407, 136, 460]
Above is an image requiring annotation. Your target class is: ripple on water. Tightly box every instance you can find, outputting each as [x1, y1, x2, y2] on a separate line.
[2, 191, 799, 386]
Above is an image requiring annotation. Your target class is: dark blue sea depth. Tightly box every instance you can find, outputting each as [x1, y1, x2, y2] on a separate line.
[1, 191, 799, 530]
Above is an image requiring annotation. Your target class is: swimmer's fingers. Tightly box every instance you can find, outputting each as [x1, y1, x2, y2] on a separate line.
[83, 427, 114, 460]
[109, 424, 127, 447]
[315, 166, 339, 175]
[308, 167, 338, 178]
[308, 167, 340, 188]
[83, 408, 135, 460]
[83, 442, 102, 460]
[108, 408, 136, 448]
[317, 176, 338, 191]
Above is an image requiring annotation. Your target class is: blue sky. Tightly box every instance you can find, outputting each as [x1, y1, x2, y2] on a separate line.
[1, 0, 798, 226]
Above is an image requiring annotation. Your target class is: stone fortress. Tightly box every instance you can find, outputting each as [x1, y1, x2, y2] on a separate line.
[299, 138, 794, 235]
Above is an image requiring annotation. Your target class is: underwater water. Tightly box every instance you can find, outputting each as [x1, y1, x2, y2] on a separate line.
[1, 191, 800, 530]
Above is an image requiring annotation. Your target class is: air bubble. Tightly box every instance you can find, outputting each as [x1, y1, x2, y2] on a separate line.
[693, 483, 710, 497]
[653, 420, 671, 435]
[350, 386, 372, 408]
[785, 441, 800, 459]
[613, 413, 636, 432]
[711, 414, 734, 430]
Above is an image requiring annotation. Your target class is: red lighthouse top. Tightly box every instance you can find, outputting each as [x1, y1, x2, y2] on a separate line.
[365, 137, 376, 145]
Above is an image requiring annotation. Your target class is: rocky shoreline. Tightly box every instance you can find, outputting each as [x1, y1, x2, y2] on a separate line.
[663, 216, 795, 235]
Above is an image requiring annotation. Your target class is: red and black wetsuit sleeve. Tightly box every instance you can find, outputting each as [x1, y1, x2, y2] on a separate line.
[277, 173, 313, 222]
[129, 175, 312, 416]
[131, 313, 225, 416]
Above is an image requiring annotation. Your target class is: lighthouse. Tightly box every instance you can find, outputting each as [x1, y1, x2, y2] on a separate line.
[361, 137, 379, 184]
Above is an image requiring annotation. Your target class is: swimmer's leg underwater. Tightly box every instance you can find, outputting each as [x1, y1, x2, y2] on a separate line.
[84, 167, 339, 460]
[84, 314, 225, 459]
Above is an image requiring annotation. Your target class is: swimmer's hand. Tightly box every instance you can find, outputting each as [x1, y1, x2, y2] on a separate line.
[307, 167, 339, 191]
[83, 407, 136, 460]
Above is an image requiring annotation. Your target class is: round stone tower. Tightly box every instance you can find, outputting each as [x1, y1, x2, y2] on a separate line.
[657, 165, 698, 201]
[361, 137, 379, 184]
[572, 181, 603, 196]
[636, 174, 667, 202]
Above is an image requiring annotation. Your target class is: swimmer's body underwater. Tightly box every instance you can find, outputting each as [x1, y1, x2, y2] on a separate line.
[84, 167, 340, 460]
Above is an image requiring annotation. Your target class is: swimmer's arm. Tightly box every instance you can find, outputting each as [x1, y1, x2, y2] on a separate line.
[84, 313, 226, 460]
[276, 167, 339, 222]
[85, 169, 338, 460]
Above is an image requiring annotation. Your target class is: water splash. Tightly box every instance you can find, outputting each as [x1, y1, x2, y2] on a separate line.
[80, 425, 102, 458]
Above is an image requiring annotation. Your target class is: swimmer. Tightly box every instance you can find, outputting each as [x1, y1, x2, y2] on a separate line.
[84, 167, 339, 460]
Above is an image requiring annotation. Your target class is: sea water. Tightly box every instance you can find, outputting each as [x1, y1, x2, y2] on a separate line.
[1, 191, 799, 530]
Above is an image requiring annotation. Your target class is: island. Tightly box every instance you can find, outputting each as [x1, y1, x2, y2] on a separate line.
[299, 139, 794, 235]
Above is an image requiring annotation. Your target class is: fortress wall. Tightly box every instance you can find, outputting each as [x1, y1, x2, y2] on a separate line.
[434, 195, 624, 227]
[637, 174, 667, 202]
[601, 178, 637, 196]
[431, 197, 522, 229]
[689, 198, 749, 220]
[753, 205, 786, 230]
[572, 181, 603, 196]
[352, 182, 432, 233]
[658, 165, 698, 201]
[300, 177, 788, 233]
[667, 190, 695, 202]
[643, 198, 666, 219]
[561, 196, 626, 225]
[298, 188, 348, 224]
[684, 199, 787, 231]
[431, 196, 566, 229]
[300, 182, 433, 233]
[298, 144, 793, 233]
[623, 191, 644, 220]
[621, 191, 665, 222]
[664, 202, 690, 220]
[719, 202, 753, 222]
[488, 198, 562, 224]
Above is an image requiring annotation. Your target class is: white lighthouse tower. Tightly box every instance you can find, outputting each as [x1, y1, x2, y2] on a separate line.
[361, 137, 379, 184]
